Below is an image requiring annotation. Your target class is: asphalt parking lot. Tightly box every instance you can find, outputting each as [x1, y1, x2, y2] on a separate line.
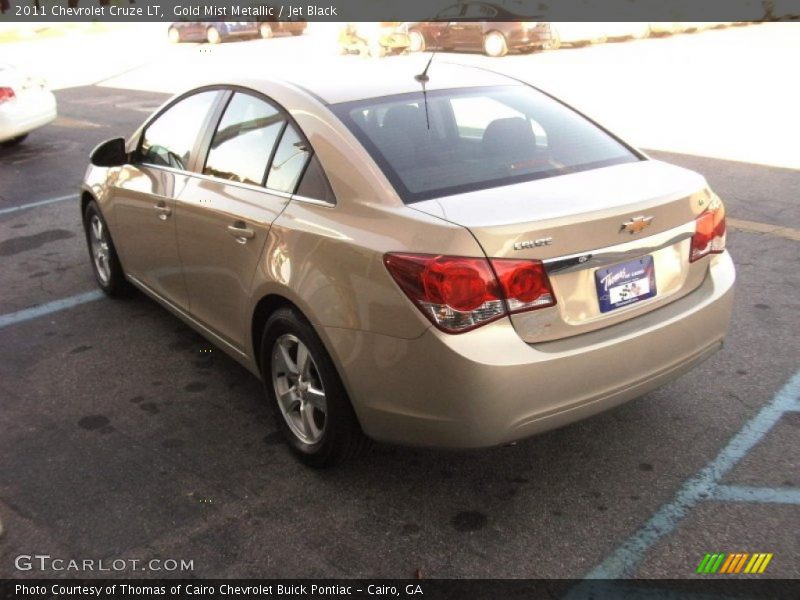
[0, 23, 798, 581]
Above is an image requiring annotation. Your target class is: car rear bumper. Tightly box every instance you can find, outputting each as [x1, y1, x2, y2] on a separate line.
[0, 90, 56, 142]
[323, 251, 735, 448]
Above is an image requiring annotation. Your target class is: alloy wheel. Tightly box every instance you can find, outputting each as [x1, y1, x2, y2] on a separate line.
[89, 214, 111, 285]
[271, 334, 328, 444]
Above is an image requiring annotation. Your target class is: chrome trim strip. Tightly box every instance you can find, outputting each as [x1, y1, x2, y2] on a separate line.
[543, 223, 695, 275]
[290, 193, 336, 208]
[140, 163, 296, 199]
[140, 162, 192, 177]
[126, 274, 248, 360]
[188, 170, 294, 198]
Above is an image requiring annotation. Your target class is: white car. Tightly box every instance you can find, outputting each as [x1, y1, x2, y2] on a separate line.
[0, 64, 57, 146]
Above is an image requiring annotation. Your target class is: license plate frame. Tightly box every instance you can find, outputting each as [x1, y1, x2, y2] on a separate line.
[595, 255, 657, 313]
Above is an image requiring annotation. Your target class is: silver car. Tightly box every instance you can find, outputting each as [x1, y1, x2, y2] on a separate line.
[81, 63, 734, 466]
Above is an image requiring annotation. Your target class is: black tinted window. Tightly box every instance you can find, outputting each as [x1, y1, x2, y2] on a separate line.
[295, 155, 336, 204]
[266, 123, 311, 193]
[141, 91, 219, 170]
[204, 93, 284, 185]
[332, 86, 639, 203]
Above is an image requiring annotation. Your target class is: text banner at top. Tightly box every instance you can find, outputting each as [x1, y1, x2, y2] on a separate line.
[0, 0, 793, 23]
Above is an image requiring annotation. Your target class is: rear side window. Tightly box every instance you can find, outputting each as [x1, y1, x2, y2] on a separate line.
[295, 155, 336, 204]
[141, 91, 219, 170]
[332, 85, 639, 203]
[204, 93, 285, 185]
[266, 123, 311, 193]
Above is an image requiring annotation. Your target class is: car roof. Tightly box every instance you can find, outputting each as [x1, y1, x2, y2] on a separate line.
[213, 61, 523, 105]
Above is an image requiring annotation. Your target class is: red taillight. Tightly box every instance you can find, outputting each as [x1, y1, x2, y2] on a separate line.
[0, 87, 16, 104]
[384, 253, 555, 334]
[690, 197, 726, 262]
[492, 259, 555, 313]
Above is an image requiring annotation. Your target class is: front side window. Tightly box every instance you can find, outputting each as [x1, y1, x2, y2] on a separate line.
[332, 85, 639, 203]
[204, 93, 285, 185]
[140, 91, 219, 170]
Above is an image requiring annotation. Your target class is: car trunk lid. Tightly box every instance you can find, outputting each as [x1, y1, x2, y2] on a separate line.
[410, 160, 715, 342]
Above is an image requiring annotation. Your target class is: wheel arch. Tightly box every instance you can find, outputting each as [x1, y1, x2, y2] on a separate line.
[80, 190, 94, 218]
[251, 293, 307, 376]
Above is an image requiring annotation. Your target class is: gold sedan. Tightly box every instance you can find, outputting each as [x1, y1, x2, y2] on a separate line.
[81, 63, 734, 466]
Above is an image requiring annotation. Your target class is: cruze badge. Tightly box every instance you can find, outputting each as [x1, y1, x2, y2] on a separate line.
[514, 237, 553, 250]
[620, 215, 654, 234]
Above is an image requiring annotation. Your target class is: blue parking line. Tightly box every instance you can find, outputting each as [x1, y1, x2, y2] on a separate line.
[578, 369, 800, 580]
[712, 485, 800, 505]
[0, 290, 104, 330]
[0, 194, 76, 216]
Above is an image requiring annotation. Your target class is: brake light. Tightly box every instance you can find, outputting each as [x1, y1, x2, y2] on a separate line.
[690, 196, 726, 262]
[492, 259, 555, 313]
[0, 87, 16, 104]
[384, 253, 555, 333]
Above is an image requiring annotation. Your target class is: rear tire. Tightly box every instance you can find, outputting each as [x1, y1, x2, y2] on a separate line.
[206, 26, 221, 44]
[483, 31, 508, 57]
[260, 308, 369, 467]
[82, 200, 133, 297]
[544, 33, 561, 50]
[291, 30, 303, 37]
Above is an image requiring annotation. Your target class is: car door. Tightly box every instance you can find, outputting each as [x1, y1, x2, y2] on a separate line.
[175, 90, 312, 351]
[434, 4, 465, 48]
[459, 3, 498, 49]
[112, 89, 222, 309]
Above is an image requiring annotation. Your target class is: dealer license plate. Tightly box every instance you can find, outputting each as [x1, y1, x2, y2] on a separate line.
[595, 256, 657, 313]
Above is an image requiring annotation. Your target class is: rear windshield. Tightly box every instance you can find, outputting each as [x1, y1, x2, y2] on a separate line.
[331, 85, 640, 203]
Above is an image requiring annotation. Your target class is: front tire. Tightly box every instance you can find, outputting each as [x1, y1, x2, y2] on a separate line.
[82, 200, 132, 297]
[206, 26, 221, 44]
[261, 308, 369, 467]
[409, 30, 426, 52]
[483, 31, 508, 57]
[1, 133, 28, 147]
[259, 23, 273, 39]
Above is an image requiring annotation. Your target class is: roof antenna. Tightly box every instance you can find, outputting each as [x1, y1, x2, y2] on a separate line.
[413, 20, 452, 130]
[417, 73, 432, 130]
[414, 44, 438, 130]
[415, 51, 435, 85]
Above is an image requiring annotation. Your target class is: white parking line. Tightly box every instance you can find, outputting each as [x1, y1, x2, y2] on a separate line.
[728, 218, 800, 242]
[569, 369, 800, 583]
[0, 194, 77, 216]
[0, 290, 104, 330]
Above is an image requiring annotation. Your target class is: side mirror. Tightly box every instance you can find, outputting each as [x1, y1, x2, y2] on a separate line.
[90, 137, 128, 167]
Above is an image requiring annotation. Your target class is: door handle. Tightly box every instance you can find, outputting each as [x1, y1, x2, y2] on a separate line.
[154, 202, 172, 220]
[227, 223, 255, 244]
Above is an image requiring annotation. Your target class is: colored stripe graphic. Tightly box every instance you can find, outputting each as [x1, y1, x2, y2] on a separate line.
[698, 552, 774, 575]
[734, 553, 749, 573]
[744, 554, 760, 574]
[710, 553, 725, 573]
[696, 554, 712, 574]
[758, 553, 773, 573]
[719, 553, 735, 573]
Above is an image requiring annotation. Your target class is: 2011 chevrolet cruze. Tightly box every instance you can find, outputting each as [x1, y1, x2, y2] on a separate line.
[81, 62, 734, 467]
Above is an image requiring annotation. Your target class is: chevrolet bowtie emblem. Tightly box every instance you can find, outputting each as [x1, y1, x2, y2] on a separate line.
[620, 215, 654, 234]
